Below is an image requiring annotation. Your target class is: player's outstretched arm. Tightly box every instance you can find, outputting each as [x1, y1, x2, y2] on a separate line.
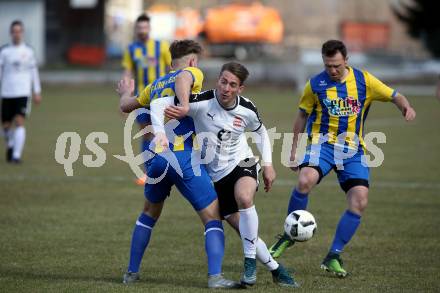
[150, 96, 176, 149]
[290, 110, 308, 171]
[167, 71, 194, 119]
[117, 79, 141, 113]
[392, 93, 416, 121]
[31, 56, 42, 105]
[255, 124, 276, 192]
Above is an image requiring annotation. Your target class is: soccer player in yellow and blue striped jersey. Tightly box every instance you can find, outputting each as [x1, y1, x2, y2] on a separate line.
[269, 40, 416, 277]
[118, 40, 240, 289]
[122, 14, 171, 184]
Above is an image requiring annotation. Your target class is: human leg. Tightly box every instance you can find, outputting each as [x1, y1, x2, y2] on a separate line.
[175, 160, 240, 288]
[1, 98, 27, 162]
[322, 153, 369, 277]
[269, 167, 320, 258]
[124, 199, 164, 283]
[124, 155, 171, 283]
[11, 114, 26, 162]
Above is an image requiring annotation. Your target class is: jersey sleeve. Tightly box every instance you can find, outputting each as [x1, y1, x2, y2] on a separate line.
[298, 80, 316, 114]
[183, 67, 204, 93]
[187, 94, 207, 117]
[365, 71, 396, 102]
[121, 48, 133, 70]
[0, 49, 4, 81]
[30, 50, 41, 94]
[150, 96, 175, 134]
[136, 84, 152, 107]
[161, 41, 172, 68]
[247, 104, 263, 132]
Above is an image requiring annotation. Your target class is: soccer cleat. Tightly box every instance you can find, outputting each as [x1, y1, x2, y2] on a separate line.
[240, 257, 257, 286]
[10, 158, 22, 164]
[207, 274, 243, 289]
[320, 252, 348, 278]
[269, 233, 295, 258]
[6, 148, 12, 162]
[271, 263, 300, 288]
[122, 271, 140, 284]
[135, 174, 147, 186]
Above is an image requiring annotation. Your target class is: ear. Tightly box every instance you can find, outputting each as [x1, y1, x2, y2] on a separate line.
[237, 84, 245, 95]
[189, 55, 198, 68]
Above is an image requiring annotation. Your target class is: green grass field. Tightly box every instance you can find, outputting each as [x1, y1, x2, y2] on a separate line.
[0, 84, 439, 292]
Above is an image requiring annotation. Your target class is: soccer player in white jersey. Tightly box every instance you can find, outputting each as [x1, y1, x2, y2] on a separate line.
[0, 20, 41, 163]
[150, 62, 299, 288]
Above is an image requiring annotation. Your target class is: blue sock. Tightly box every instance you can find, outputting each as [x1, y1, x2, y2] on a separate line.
[204, 220, 225, 276]
[128, 213, 156, 273]
[330, 210, 361, 254]
[287, 188, 309, 215]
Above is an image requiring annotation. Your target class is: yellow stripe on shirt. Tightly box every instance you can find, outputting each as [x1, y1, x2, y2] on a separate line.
[325, 86, 339, 144]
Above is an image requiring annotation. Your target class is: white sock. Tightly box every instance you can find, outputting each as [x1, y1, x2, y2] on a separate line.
[256, 237, 279, 271]
[239, 205, 259, 258]
[12, 126, 25, 159]
[4, 128, 14, 148]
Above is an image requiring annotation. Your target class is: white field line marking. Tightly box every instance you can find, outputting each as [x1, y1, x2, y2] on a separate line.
[0, 175, 439, 190]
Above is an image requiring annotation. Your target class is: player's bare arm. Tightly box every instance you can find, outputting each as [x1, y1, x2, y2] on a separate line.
[164, 71, 194, 119]
[117, 78, 141, 113]
[122, 68, 132, 81]
[33, 93, 42, 105]
[255, 124, 276, 192]
[290, 110, 308, 171]
[150, 96, 177, 149]
[392, 93, 416, 121]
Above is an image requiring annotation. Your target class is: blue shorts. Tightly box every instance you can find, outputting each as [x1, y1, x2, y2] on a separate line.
[136, 109, 151, 124]
[144, 150, 217, 211]
[299, 142, 369, 192]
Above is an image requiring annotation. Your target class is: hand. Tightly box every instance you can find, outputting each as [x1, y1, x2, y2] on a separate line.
[262, 165, 276, 192]
[165, 105, 189, 120]
[117, 79, 134, 97]
[154, 132, 169, 150]
[289, 149, 299, 172]
[33, 94, 42, 105]
[403, 106, 416, 121]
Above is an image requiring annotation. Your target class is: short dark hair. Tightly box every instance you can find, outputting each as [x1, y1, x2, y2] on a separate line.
[220, 62, 249, 85]
[10, 20, 23, 31]
[136, 14, 150, 23]
[169, 40, 202, 60]
[322, 40, 347, 58]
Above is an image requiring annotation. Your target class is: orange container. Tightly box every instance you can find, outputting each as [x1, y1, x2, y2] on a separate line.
[204, 2, 283, 44]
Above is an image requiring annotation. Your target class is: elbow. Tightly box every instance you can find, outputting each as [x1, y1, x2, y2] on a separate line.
[120, 102, 131, 113]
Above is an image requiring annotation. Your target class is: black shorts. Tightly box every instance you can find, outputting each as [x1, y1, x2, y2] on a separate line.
[1, 97, 29, 123]
[214, 158, 260, 218]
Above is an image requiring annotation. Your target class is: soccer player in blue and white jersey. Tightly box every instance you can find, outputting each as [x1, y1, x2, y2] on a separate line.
[269, 40, 416, 277]
[121, 14, 171, 185]
[117, 40, 240, 289]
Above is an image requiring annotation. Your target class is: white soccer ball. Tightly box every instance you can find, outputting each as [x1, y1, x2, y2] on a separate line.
[284, 210, 317, 242]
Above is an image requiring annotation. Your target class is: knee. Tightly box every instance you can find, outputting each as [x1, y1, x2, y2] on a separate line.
[235, 191, 253, 209]
[355, 196, 368, 213]
[297, 174, 316, 193]
[349, 191, 368, 214]
[14, 116, 25, 126]
[198, 200, 221, 224]
[143, 200, 162, 220]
